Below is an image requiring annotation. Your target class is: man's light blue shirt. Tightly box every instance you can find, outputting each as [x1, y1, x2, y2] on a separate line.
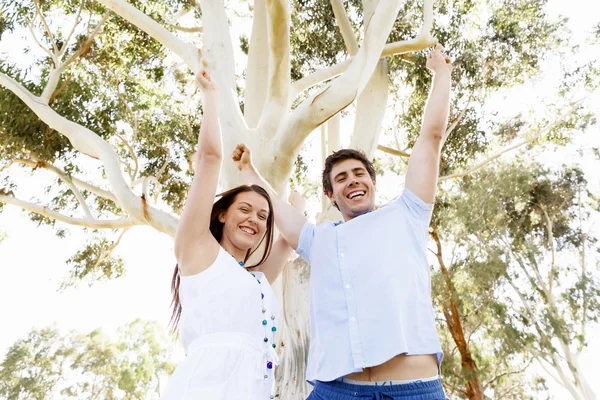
[297, 188, 443, 383]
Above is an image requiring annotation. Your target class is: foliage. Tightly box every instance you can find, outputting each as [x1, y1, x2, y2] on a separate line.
[0, 319, 176, 400]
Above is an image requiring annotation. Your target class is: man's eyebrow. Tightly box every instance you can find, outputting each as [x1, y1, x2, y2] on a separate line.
[333, 171, 348, 181]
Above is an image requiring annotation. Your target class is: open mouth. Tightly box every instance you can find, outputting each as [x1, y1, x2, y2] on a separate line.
[346, 190, 366, 200]
[239, 226, 257, 236]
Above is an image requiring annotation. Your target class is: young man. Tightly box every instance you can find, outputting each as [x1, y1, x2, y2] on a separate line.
[233, 44, 452, 400]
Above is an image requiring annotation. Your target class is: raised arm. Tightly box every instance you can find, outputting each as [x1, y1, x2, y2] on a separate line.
[259, 190, 307, 284]
[405, 44, 452, 203]
[232, 144, 308, 250]
[174, 72, 221, 273]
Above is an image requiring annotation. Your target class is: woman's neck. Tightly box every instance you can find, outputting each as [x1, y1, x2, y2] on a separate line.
[220, 239, 246, 265]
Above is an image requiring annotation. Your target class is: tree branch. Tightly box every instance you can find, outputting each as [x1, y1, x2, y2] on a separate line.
[244, 0, 269, 127]
[199, 0, 249, 155]
[291, 59, 351, 97]
[442, 382, 469, 397]
[350, 59, 389, 159]
[331, 0, 358, 55]
[142, 176, 161, 204]
[96, 0, 201, 72]
[91, 228, 129, 270]
[41, 12, 110, 102]
[441, 98, 471, 149]
[483, 359, 533, 390]
[34, 0, 59, 55]
[439, 103, 582, 181]
[59, 0, 85, 57]
[48, 75, 73, 104]
[380, 0, 435, 57]
[0, 72, 179, 236]
[257, 0, 291, 139]
[273, 0, 422, 177]
[537, 203, 557, 296]
[291, 0, 435, 96]
[8, 158, 118, 204]
[59, 12, 110, 74]
[534, 355, 565, 388]
[27, 16, 56, 64]
[0, 195, 138, 229]
[115, 87, 140, 183]
[377, 144, 410, 157]
[114, 130, 139, 183]
[168, 24, 203, 33]
[30, 158, 94, 219]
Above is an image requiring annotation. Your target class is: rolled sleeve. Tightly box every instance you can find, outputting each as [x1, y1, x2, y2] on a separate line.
[296, 221, 316, 263]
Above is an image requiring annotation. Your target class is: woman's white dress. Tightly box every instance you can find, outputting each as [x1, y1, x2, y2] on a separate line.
[160, 247, 279, 400]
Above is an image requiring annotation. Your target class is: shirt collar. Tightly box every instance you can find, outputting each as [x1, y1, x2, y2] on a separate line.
[334, 209, 374, 226]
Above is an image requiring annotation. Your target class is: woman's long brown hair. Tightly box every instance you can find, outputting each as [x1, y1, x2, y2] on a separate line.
[169, 184, 275, 332]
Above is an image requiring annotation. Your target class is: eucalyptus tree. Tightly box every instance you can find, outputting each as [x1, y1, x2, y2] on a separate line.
[0, 0, 581, 397]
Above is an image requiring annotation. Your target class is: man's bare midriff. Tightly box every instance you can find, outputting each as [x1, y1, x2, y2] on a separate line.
[344, 354, 438, 382]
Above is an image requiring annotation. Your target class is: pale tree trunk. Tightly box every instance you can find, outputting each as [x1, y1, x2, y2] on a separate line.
[350, 58, 389, 158]
[350, 0, 389, 159]
[244, 0, 269, 128]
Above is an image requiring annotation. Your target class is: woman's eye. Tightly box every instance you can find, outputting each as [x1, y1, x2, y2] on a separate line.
[258, 215, 267, 221]
[240, 208, 249, 212]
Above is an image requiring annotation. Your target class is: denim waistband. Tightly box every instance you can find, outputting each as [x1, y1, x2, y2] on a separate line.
[312, 378, 446, 399]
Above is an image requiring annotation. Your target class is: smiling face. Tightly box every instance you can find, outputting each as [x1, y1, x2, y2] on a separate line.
[219, 191, 270, 252]
[327, 158, 376, 221]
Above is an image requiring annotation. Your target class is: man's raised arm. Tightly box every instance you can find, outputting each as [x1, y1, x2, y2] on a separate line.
[232, 144, 308, 249]
[405, 44, 453, 203]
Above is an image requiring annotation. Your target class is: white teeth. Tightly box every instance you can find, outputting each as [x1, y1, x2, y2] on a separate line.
[348, 191, 365, 199]
[240, 227, 256, 235]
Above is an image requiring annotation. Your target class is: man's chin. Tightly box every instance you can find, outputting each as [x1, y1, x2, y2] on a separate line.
[348, 205, 372, 217]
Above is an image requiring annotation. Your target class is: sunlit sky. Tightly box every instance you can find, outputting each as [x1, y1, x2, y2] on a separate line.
[1, 0, 599, 398]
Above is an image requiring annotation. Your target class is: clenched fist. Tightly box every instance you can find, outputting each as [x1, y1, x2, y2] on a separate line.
[232, 144, 253, 171]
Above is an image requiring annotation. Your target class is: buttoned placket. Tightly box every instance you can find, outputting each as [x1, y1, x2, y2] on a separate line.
[337, 229, 365, 367]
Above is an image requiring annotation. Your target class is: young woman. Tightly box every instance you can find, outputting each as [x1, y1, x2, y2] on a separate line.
[160, 71, 303, 400]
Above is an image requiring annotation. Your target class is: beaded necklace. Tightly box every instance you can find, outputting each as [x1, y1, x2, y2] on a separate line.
[237, 259, 277, 379]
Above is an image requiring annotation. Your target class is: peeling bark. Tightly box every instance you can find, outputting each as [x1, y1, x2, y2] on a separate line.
[350, 59, 389, 158]
[244, 0, 269, 127]
[431, 228, 484, 400]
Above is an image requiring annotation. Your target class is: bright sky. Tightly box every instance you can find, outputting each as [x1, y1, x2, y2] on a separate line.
[1, 0, 599, 398]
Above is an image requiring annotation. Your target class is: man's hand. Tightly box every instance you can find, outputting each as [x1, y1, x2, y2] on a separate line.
[426, 44, 452, 75]
[196, 70, 217, 92]
[289, 189, 306, 213]
[232, 143, 254, 171]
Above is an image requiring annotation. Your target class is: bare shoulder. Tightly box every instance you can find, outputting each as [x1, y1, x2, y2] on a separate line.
[176, 235, 221, 276]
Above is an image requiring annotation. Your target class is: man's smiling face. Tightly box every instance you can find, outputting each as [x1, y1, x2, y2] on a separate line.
[327, 158, 376, 221]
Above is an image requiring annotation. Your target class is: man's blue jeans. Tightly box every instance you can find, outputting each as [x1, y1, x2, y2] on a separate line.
[307, 378, 448, 400]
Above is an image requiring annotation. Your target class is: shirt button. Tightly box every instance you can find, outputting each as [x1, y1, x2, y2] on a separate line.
[340, 253, 345, 258]
[350, 316, 356, 322]
[345, 284, 351, 289]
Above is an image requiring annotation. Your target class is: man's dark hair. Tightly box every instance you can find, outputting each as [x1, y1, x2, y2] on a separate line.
[322, 149, 377, 195]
